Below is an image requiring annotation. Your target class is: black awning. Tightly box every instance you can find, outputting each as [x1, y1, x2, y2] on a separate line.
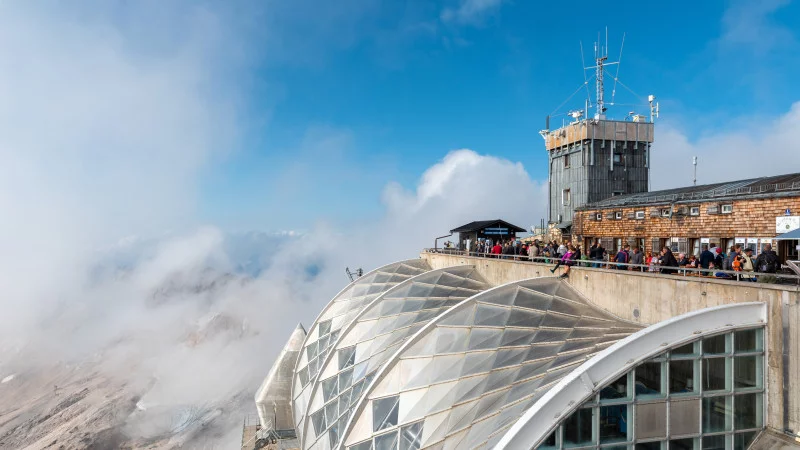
[555, 221, 572, 230]
[450, 219, 526, 235]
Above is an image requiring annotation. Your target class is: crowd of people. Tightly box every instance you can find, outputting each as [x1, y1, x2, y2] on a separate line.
[450, 238, 783, 282]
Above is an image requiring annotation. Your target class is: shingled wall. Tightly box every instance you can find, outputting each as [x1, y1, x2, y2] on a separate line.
[573, 196, 800, 254]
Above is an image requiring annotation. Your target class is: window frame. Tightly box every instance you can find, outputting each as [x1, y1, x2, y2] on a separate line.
[690, 206, 700, 216]
[635, 211, 645, 220]
[562, 188, 571, 206]
[563, 153, 570, 168]
[721, 204, 733, 214]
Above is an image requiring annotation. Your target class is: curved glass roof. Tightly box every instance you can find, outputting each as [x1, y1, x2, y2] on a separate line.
[497, 302, 767, 450]
[300, 265, 491, 450]
[293, 259, 431, 429]
[339, 278, 642, 450]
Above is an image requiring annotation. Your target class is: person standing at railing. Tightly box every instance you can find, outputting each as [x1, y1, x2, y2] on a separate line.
[491, 241, 502, 257]
[615, 247, 629, 270]
[557, 241, 567, 258]
[630, 247, 644, 271]
[658, 247, 679, 275]
[529, 241, 539, 260]
[699, 245, 714, 269]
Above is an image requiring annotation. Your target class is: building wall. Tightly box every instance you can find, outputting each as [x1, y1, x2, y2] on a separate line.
[419, 251, 800, 438]
[549, 140, 650, 224]
[573, 195, 800, 255]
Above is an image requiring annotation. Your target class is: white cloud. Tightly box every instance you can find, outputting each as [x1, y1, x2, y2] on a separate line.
[441, 0, 504, 26]
[0, 2, 544, 447]
[651, 101, 800, 189]
[719, 0, 794, 53]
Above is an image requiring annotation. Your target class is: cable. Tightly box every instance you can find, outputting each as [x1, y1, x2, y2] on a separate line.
[611, 32, 625, 105]
[604, 69, 643, 102]
[580, 41, 592, 106]
[549, 74, 596, 117]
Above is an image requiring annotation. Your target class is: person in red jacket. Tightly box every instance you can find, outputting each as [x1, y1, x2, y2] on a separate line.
[491, 241, 502, 257]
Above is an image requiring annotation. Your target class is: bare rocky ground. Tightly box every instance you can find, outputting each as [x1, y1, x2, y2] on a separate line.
[0, 360, 249, 450]
[0, 312, 257, 449]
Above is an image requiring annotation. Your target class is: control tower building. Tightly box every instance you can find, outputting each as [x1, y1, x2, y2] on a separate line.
[541, 36, 657, 235]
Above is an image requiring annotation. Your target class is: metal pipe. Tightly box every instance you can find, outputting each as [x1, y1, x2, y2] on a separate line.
[434, 234, 452, 251]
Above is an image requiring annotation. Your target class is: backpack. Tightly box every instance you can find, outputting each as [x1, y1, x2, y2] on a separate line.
[759, 252, 777, 273]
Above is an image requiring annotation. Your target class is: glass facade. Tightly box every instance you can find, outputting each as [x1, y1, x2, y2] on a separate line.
[343, 278, 643, 450]
[304, 266, 491, 450]
[294, 259, 431, 428]
[535, 328, 765, 450]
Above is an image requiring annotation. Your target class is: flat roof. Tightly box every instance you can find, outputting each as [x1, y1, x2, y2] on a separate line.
[450, 219, 526, 234]
[579, 172, 800, 209]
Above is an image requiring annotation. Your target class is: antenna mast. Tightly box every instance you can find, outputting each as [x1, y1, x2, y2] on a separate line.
[594, 41, 608, 119]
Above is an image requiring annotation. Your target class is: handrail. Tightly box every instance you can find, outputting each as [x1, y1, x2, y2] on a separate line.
[421, 248, 800, 284]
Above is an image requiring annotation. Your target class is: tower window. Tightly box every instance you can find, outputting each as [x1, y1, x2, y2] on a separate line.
[562, 189, 571, 206]
[564, 153, 570, 168]
[613, 153, 622, 164]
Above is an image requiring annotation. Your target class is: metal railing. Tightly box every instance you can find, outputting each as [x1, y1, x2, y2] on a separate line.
[422, 249, 800, 285]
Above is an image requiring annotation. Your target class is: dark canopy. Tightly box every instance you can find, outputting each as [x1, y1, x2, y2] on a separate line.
[775, 228, 800, 240]
[450, 220, 526, 235]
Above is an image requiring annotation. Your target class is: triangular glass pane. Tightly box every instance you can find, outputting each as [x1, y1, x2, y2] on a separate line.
[468, 328, 502, 351]
[408, 282, 435, 298]
[437, 271, 465, 287]
[486, 366, 521, 392]
[548, 296, 585, 316]
[461, 277, 489, 291]
[474, 388, 509, 421]
[474, 304, 510, 327]
[422, 299, 446, 310]
[513, 288, 552, 311]
[435, 327, 469, 354]
[412, 309, 440, 324]
[461, 351, 497, 377]
[525, 343, 563, 361]
[507, 309, 544, 328]
[439, 305, 475, 326]
[385, 283, 412, 300]
[550, 350, 590, 370]
[400, 299, 426, 313]
[448, 400, 480, 434]
[500, 328, 537, 347]
[508, 376, 544, 403]
[375, 430, 399, 450]
[431, 354, 465, 383]
[560, 338, 597, 353]
[430, 285, 457, 298]
[453, 376, 488, 404]
[379, 299, 405, 317]
[540, 312, 580, 329]
[521, 278, 559, 295]
[569, 327, 607, 340]
[493, 348, 527, 369]
[373, 396, 400, 432]
[400, 421, 424, 450]
[534, 328, 572, 342]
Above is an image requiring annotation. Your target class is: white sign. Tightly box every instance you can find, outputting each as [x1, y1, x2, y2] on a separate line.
[776, 216, 800, 234]
[701, 238, 710, 244]
[735, 237, 746, 244]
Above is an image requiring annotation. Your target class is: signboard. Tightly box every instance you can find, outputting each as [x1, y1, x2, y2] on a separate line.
[701, 238, 710, 244]
[735, 237, 746, 244]
[776, 216, 800, 234]
[484, 227, 509, 235]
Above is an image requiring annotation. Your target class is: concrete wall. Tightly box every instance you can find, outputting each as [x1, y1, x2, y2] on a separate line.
[420, 252, 800, 437]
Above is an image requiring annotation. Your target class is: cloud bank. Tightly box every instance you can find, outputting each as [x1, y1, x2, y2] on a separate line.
[651, 101, 800, 189]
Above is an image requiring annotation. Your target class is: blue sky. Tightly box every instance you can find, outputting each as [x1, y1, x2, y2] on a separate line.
[195, 0, 800, 231]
